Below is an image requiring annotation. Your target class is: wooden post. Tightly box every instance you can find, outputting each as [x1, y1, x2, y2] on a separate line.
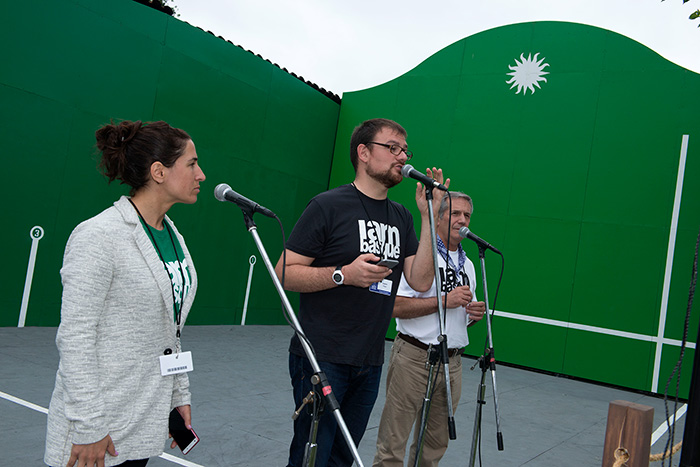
[602, 400, 654, 467]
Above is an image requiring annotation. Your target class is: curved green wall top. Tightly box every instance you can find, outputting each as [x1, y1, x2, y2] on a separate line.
[330, 21, 700, 395]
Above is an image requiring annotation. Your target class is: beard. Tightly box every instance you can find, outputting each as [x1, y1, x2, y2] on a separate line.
[367, 163, 402, 189]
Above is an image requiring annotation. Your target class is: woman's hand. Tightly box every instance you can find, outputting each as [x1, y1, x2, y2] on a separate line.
[169, 405, 192, 449]
[66, 435, 117, 467]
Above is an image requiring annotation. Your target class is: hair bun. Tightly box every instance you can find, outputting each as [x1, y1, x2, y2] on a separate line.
[95, 120, 143, 151]
[96, 119, 191, 195]
[115, 120, 142, 147]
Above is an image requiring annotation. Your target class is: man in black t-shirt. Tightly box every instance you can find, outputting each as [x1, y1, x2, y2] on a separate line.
[275, 118, 449, 467]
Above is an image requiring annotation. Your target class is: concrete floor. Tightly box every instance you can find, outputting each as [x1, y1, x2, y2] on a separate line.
[1, 325, 687, 466]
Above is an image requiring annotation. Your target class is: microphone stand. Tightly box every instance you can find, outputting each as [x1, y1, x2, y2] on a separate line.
[236, 209, 364, 467]
[411, 186, 457, 467]
[468, 245, 504, 467]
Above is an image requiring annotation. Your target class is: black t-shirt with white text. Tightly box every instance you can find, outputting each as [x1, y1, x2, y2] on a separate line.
[286, 184, 419, 366]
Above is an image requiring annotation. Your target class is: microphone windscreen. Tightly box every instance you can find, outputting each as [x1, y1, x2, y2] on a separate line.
[214, 183, 230, 202]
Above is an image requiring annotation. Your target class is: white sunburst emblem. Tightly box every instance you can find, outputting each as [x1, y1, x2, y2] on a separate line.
[506, 53, 550, 95]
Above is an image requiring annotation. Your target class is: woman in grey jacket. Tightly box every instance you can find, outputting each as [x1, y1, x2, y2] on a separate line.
[45, 120, 206, 467]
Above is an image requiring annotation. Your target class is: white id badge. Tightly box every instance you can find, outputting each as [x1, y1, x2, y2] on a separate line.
[369, 279, 392, 296]
[159, 351, 194, 376]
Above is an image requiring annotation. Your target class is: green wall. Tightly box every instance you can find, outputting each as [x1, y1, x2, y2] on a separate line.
[330, 22, 699, 396]
[3, 3, 697, 397]
[1, 0, 339, 327]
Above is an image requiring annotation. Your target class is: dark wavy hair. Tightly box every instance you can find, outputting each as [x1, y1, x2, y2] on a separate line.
[95, 120, 191, 195]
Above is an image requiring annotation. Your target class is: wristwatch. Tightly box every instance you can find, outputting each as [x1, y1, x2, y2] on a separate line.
[332, 266, 344, 285]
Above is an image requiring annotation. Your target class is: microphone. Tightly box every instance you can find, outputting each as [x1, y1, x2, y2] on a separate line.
[401, 164, 448, 191]
[459, 227, 501, 255]
[214, 183, 276, 218]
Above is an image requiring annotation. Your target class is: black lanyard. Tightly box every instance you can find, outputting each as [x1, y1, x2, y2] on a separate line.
[128, 198, 186, 338]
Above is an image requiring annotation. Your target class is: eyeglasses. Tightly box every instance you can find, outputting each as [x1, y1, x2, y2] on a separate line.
[367, 142, 413, 160]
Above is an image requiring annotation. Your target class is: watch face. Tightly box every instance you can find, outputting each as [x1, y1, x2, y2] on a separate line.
[333, 270, 343, 284]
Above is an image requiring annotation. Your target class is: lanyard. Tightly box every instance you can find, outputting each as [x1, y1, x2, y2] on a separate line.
[351, 183, 391, 258]
[128, 199, 186, 340]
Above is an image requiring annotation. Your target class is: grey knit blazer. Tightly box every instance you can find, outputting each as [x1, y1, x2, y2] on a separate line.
[45, 196, 198, 466]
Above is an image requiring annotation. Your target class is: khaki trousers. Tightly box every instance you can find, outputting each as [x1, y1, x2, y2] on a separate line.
[373, 337, 462, 467]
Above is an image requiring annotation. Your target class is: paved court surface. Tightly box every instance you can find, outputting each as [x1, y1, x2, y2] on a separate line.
[1, 325, 687, 466]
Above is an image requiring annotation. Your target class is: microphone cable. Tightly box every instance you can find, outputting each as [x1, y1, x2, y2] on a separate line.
[276, 220, 317, 358]
[660, 224, 698, 467]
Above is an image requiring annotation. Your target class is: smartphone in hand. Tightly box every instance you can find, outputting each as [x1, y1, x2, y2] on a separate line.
[169, 407, 199, 454]
[376, 258, 398, 268]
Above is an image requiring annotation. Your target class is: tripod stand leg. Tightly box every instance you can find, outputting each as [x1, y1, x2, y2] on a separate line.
[303, 416, 320, 467]
[473, 247, 505, 453]
[299, 386, 321, 467]
[469, 358, 487, 467]
[488, 362, 504, 451]
[440, 340, 457, 441]
[412, 353, 439, 467]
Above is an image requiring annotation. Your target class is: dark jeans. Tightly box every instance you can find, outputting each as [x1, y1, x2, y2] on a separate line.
[287, 353, 382, 467]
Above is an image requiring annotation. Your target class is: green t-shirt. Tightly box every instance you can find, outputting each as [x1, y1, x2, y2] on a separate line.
[139, 218, 192, 319]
